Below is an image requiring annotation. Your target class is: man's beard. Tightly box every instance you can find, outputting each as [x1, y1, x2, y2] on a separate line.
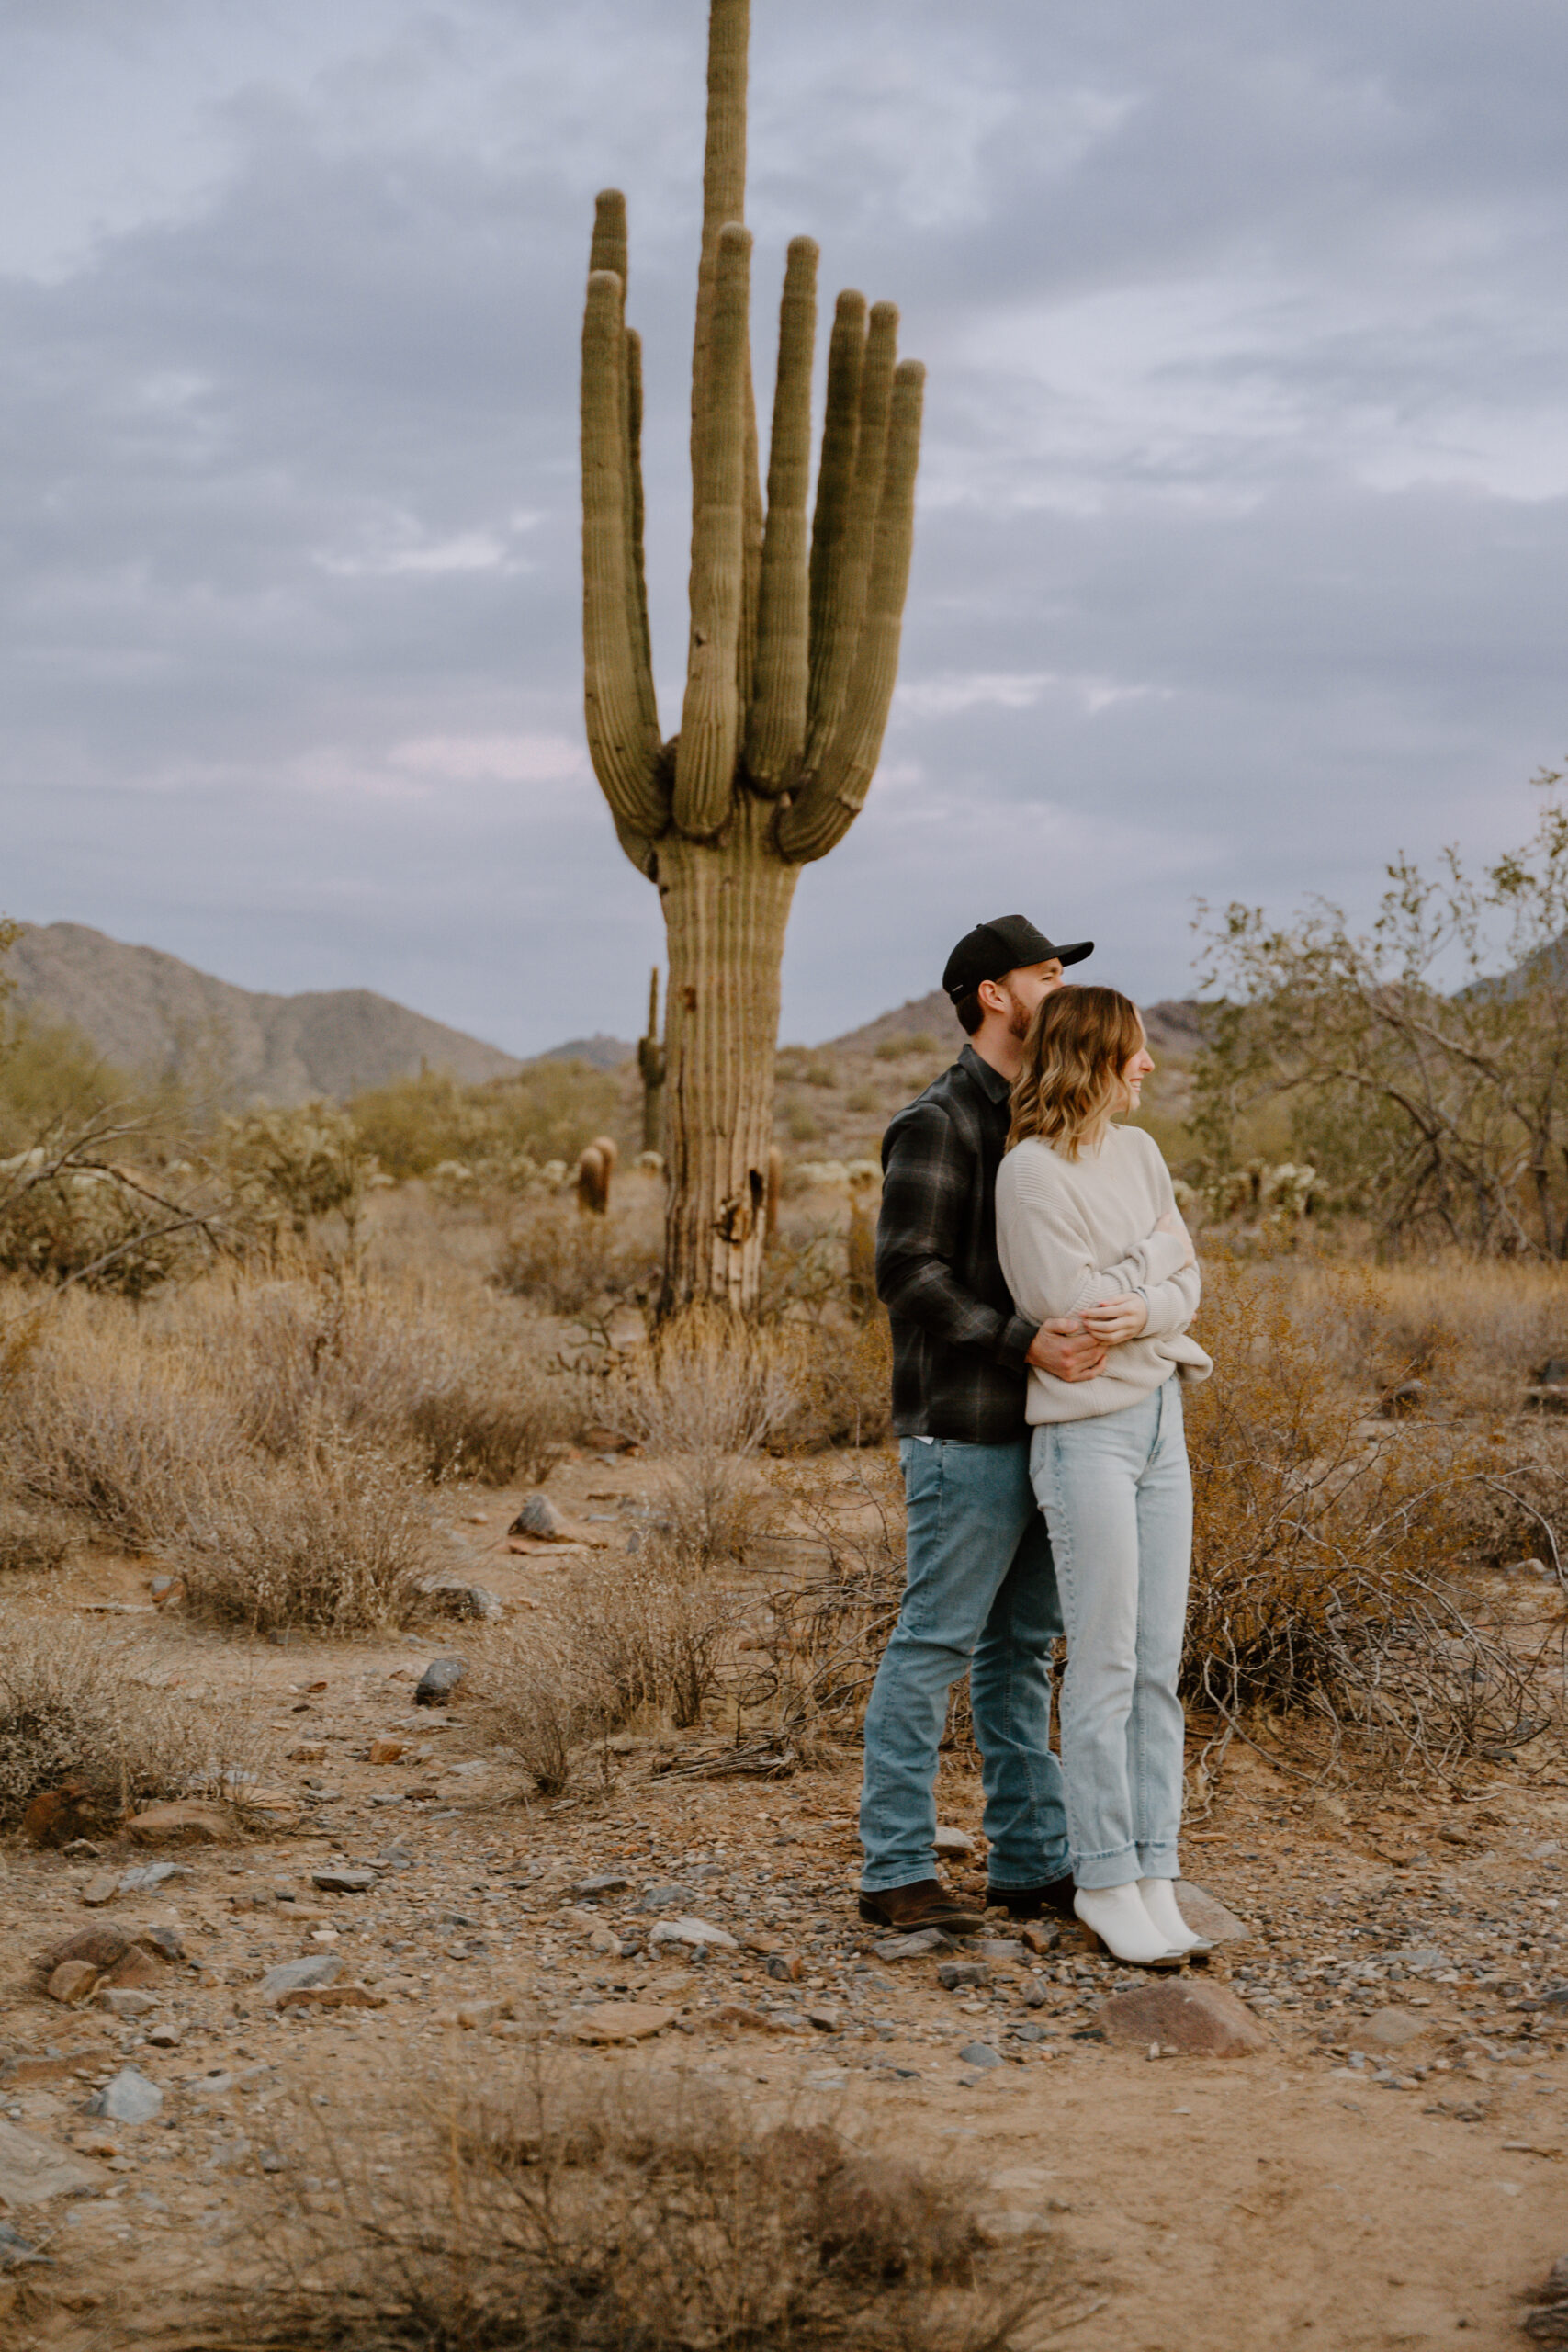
[1004, 992, 1032, 1043]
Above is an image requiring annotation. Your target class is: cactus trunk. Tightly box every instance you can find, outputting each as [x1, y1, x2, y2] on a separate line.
[577, 0, 923, 1313]
[658, 797, 797, 1309]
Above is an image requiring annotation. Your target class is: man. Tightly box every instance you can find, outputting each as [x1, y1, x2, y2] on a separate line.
[859, 915, 1105, 1934]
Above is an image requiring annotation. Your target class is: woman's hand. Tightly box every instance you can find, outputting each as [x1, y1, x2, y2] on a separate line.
[1081, 1292, 1149, 1345]
[1154, 1206, 1197, 1268]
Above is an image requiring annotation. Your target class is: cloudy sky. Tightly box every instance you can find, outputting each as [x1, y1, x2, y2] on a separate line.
[3, 0, 1564, 1054]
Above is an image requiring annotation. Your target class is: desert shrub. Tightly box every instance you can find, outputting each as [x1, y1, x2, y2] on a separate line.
[0, 1010, 130, 1152]
[1183, 1260, 1537, 1774]
[572, 1540, 736, 1732]
[185, 2069, 1036, 2352]
[350, 1062, 622, 1183]
[761, 1450, 908, 1745]
[476, 1626, 598, 1794]
[778, 1310, 895, 1449]
[0, 1494, 72, 1576]
[610, 1310, 794, 1564]
[219, 1102, 384, 1261]
[0, 1609, 224, 1826]
[1, 1300, 244, 1544]
[493, 1195, 660, 1316]
[174, 1443, 438, 1635]
[0, 1149, 202, 1296]
[196, 1276, 579, 1487]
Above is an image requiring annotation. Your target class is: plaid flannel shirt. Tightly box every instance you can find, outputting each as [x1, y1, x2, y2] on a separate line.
[875, 1044, 1039, 1443]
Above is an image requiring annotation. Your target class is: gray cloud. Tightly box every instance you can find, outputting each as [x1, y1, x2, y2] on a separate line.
[1, 0, 1564, 1051]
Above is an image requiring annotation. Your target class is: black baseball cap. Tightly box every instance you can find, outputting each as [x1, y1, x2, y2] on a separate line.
[942, 915, 1094, 1004]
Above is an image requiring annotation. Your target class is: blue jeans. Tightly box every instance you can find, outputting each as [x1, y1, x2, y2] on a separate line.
[860, 1436, 1070, 1893]
[1029, 1380, 1191, 1891]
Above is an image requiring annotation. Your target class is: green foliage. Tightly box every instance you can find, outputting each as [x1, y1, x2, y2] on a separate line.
[217, 1102, 384, 1265]
[0, 1153, 196, 1297]
[347, 1063, 620, 1186]
[0, 1012, 129, 1153]
[1194, 791, 1568, 1255]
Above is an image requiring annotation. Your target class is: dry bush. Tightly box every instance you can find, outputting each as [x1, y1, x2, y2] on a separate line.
[474, 1625, 599, 1796]
[0, 1608, 232, 1826]
[0, 1493, 72, 1576]
[778, 1310, 895, 1449]
[1, 1297, 243, 1545]
[571, 1540, 736, 1732]
[494, 1193, 660, 1316]
[174, 1443, 439, 1635]
[1283, 1255, 1568, 1416]
[759, 1450, 908, 1749]
[609, 1309, 794, 1565]
[1184, 1260, 1542, 1777]
[184, 2068, 1043, 2352]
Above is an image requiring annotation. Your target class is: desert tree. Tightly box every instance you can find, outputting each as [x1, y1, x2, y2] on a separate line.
[580, 0, 924, 1311]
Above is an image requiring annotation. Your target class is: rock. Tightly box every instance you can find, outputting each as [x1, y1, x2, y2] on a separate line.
[872, 1929, 954, 1961]
[80, 1871, 120, 1908]
[1526, 1387, 1568, 1417]
[312, 1869, 376, 1894]
[1020, 1923, 1060, 1956]
[806, 2006, 842, 2032]
[87, 2067, 164, 2125]
[938, 1961, 989, 1991]
[1013, 2022, 1051, 2044]
[765, 1953, 804, 1982]
[977, 1939, 1025, 1962]
[144, 2022, 182, 2047]
[99, 1947, 169, 1993]
[510, 1493, 567, 1539]
[1021, 1982, 1050, 2010]
[574, 1873, 633, 1899]
[1381, 1379, 1427, 1418]
[126, 1801, 236, 1846]
[1524, 2310, 1568, 2346]
[134, 1923, 186, 1962]
[648, 1917, 739, 1951]
[46, 1961, 100, 2005]
[1382, 1946, 1450, 1973]
[1174, 1883, 1251, 1945]
[1357, 2007, 1434, 2052]
[712, 2005, 774, 2032]
[96, 1988, 158, 2019]
[288, 1742, 328, 1764]
[368, 1739, 408, 1765]
[20, 1782, 96, 1849]
[639, 1882, 695, 1910]
[260, 1953, 345, 2005]
[415, 1657, 468, 1706]
[568, 2003, 674, 2044]
[933, 1826, 975, 1858]
[38, 1923, 132, 1974]
[423, 1581, 504, 1621]
[118, 1862, 184, 1894]
[957, 2041, 1001, 2069]
[1097, 1980, 1268, 2058]
[0, 2219, 48, 2268]
[276, 1984, 386, 2012]
[0, 2119, 107, 2209]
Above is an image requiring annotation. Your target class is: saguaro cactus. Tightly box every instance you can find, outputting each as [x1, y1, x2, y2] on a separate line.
[637, 967, 666, 1156]
[581, 0, 924, 1311]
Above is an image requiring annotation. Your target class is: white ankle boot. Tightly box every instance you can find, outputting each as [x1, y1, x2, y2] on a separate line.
[1073, 1883, 1183, 1967]
[1138, 1877, 1213, 1958]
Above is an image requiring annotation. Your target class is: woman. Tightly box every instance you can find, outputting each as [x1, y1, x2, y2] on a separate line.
[994, 987, 1213, 1967]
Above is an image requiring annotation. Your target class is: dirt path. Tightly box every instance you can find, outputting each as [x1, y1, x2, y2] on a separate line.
[2, 1456, 1565, 2348]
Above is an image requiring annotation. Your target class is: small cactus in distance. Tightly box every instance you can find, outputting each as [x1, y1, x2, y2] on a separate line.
[576, 1135, 618, 1217]
[637, 967, 666, 1155]
[580, 0, 923, 1312]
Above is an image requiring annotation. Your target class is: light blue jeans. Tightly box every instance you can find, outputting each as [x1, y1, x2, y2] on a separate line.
[1029, 1380, 1191, 1891]
[860, 1436, 1070, 1893]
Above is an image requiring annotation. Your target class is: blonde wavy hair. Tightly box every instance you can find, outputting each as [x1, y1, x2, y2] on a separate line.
[1008, 986, 1145, 1159]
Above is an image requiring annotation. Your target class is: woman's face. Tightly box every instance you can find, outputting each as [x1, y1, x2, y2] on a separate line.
[1118, 1028, 1156, 1112]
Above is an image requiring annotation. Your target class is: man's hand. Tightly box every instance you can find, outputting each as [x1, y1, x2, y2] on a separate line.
[1027, 1317, 1107, 1383]
[1081, 1292, 1149, 1345]
[1154, 1206, 1197, 1268]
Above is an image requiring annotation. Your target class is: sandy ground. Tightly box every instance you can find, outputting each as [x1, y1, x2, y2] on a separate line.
[2, 1450, 1565, 2350]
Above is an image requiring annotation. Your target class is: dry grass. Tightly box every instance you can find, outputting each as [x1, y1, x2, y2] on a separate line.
[493, 1184, 661, 1317]
[610, 1310, 795, 1565]
[0, 1493, 72, 1576]
[175, 2067, 1045, 2352]
[1280, 1253, 1568, 1416]
[0, 1607, 244, 1827]
[1184, 1260, 1551, 1781]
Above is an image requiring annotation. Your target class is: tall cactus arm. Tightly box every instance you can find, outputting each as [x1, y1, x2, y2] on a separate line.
[674, 222, 751, 840]
[744, 237, 818, 796]
[777, 357, 924, 865]
[581, 267, 666, 850]
[590, 187, 627, 288]
[807, 291, 865, 729]
[625, 327, 655, 710]
[802, 300, 897, 777]
[692, 0, 750, 492]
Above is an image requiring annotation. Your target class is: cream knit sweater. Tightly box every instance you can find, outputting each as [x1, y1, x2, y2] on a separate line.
[995, 1124, 1213, 1425]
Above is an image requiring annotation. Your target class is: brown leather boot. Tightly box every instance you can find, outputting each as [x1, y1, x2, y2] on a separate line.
[857, 1878, 985, 1935]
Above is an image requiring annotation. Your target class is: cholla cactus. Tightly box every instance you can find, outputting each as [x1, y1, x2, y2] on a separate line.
[581, 0, 923, 1311]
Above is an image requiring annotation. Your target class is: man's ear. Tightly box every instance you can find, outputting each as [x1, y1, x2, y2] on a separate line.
[976, 976, 1008, 1016]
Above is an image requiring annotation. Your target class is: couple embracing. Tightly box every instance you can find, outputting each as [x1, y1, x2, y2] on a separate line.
[859, 915, 1213, 1969]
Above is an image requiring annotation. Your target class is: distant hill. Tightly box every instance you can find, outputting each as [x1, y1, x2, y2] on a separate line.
[536, 1034, 636, 1071]
[6, 922, 525, 1104]
[825, 988, 1205, 1058]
